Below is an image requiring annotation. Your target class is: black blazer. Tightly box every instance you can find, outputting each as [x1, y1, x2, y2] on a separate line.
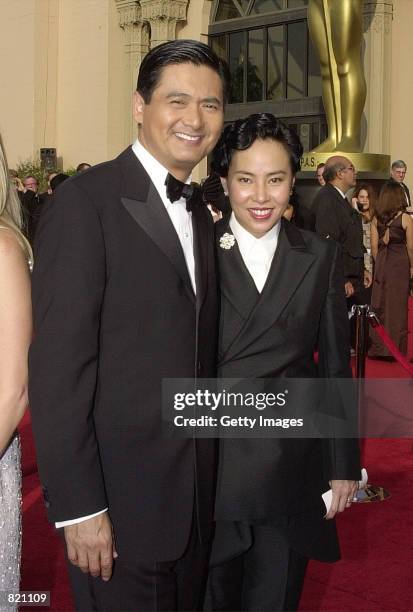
[19, 190, 48, 244]
[388, 177, 411, 207]
[29, 147, 218, 562]
[313, 183, 364, 285]
[214, 218, 360, 561]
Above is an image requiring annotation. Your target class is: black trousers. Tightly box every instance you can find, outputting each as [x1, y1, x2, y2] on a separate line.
[208, 523, 308, 612]
[66, 516, 211, 612]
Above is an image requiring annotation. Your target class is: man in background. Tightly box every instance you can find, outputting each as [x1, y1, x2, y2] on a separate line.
[316, 162, 326, 186]
[313, 156, 371, 349]
[76, 162, 91, 173]
[17, 175, 47, 244]
[390, 159, 411, 213]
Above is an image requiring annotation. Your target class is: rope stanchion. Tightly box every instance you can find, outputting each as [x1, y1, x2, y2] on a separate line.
[351, 305, 391, 504]
[354, 305, 370, 379]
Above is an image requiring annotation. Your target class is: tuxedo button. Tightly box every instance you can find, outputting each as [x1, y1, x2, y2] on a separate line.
[197, 361, 203, 375]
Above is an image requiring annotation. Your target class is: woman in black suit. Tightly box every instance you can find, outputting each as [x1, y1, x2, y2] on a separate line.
[208, 114, 360, 611]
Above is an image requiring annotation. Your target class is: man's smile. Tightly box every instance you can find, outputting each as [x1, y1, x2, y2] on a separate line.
[174, 132, 203, 143]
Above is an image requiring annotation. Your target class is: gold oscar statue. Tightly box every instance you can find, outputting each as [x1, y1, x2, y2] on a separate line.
[308, 0, 366, 152]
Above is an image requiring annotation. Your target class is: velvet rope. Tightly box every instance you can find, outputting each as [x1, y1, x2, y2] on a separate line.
[369, 311, 413, 377]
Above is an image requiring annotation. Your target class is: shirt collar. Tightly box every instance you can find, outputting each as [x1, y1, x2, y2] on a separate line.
[333, 185, 347, 199]
[229, 212, 280, 256]
[131, 138, 192, 206]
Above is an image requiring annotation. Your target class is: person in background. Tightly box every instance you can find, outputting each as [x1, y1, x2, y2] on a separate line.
[49, 173, 70, 193]
[18, 175, 46, 244]
[313, 157, 372, 353]
[23, 175, 39, 195]
[316, 162, 326, 186]
[46, 171, 58, 195]
[313, 156, 371, 298]
[76, 162, 91, 173]
[351, 183, 375, 279]
[0, 134, 32, 610]
[283, 187, 315, 231]
[389, 160, 411, 212]
[369, 182, 413, 359]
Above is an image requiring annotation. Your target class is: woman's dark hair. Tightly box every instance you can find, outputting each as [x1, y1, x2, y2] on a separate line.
[212, 113, 303, 177]
[375, 181, 407, 225]
[137, 39, 230, 104]
[353, 183, 376, 218]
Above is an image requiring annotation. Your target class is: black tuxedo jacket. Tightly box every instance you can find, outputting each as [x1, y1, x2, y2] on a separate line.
[389, 176, 411, 207]
[29, 147, 218, 562]
[313, 183, 364, 286]
[214, 218, 360, 561]
[19, 190, 48, 244]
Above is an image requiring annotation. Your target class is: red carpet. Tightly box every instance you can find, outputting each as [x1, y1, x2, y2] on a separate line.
[20, 300, 413, 611]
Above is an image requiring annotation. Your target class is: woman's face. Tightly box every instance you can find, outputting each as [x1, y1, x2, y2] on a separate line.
[358, 189, 369, 209]
[224, 138, 295, 238]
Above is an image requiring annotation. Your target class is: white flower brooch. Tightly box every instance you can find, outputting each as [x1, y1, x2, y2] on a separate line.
[219, 233, 236, 250]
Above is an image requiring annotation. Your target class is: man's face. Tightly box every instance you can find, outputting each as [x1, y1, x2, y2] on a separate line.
[391, 166, 407, 183]
[224, 138, 294, 239]
[24, 177, 38, 192]
[316, 165, 325, 186]
[133, 63, 224, 181]
[339, 158, 357, 190]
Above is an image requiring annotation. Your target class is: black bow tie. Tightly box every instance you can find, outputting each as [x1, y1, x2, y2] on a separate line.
[164, 173, 199, 212]
[165, 172, 227, 213]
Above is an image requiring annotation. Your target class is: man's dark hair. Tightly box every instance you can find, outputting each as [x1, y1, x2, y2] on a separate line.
[212, 113, 303, 177]
[24, 175, 38, 184]
[136, 39, 230, 104]
[391, 159, 407, 170]
[76, 162, 91, 173]
[322, 160, 347, 183]
[50, 173, 70, 192]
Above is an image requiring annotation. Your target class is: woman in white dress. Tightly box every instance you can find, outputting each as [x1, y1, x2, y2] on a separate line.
[0, 134, 32, 609]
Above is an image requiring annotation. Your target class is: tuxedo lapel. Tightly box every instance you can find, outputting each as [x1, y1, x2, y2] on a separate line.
[192, 204, 209, 310]
[119, 147, 195, 303]
[216, 218, 259, 322]
[220, 219, 316, 364]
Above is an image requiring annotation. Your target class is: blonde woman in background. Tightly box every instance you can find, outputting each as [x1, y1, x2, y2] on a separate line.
[0, 134, 32, 608]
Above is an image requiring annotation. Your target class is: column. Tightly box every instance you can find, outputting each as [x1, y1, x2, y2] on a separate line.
[363, 1, 393, 154]
[140, 0, 189, 48]
[115, 0, 150, 145]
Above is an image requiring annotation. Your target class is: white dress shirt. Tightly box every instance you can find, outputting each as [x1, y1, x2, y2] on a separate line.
[333, 185, 347, 200]
[131, 139, 196, 293]
[229, 213, 280, 293]
[55, 139, 196, 528]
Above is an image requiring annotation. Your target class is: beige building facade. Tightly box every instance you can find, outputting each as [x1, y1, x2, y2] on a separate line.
[0, 0, 412, 182]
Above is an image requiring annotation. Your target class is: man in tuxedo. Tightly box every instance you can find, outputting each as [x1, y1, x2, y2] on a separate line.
[390, 159, 411, 213]
[313, 156, 370, 299]
[29, 40, 229, 611]
[18, 175, 48, 243]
